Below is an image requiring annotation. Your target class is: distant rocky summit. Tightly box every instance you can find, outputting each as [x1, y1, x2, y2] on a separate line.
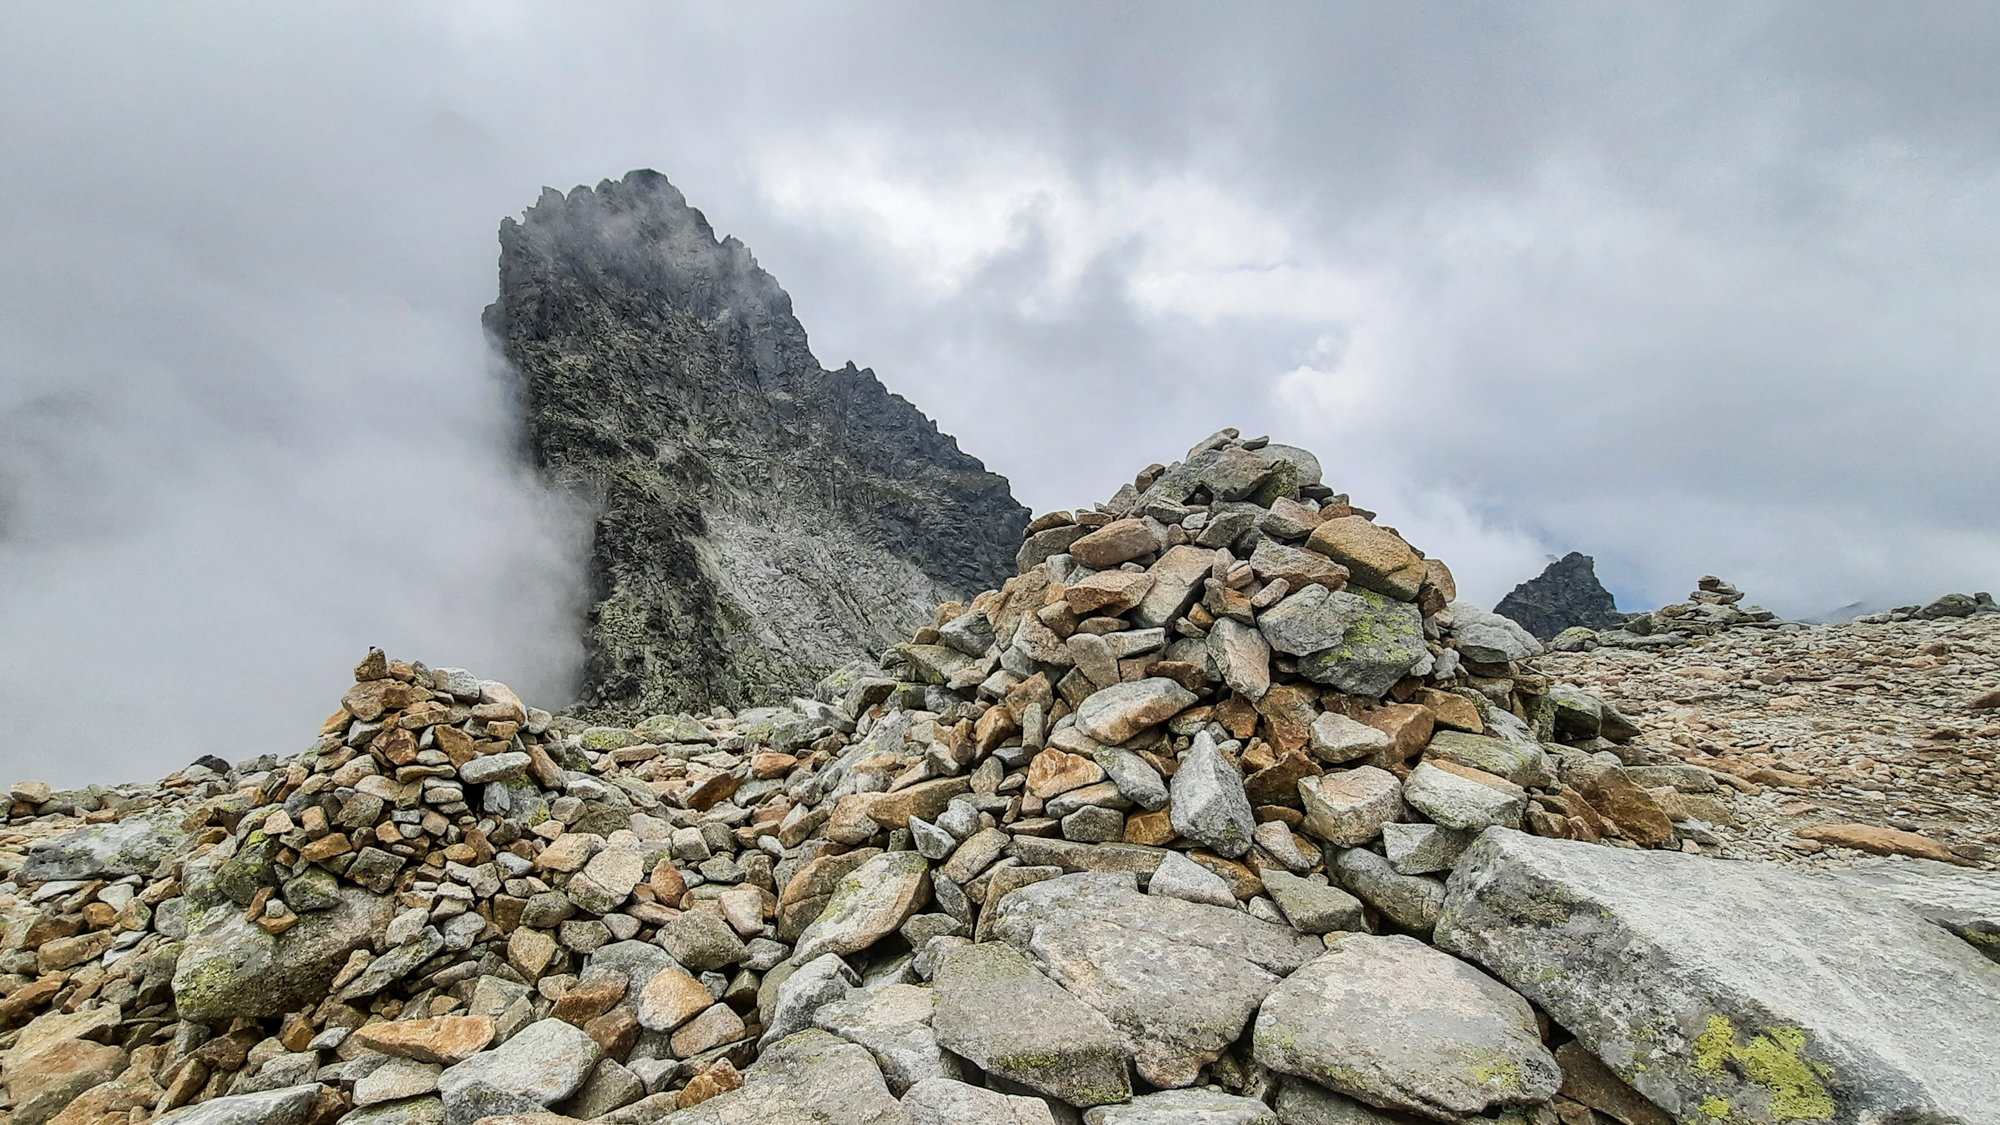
[484, 169, 1027, 720]
[1494, 552, 1624, 639]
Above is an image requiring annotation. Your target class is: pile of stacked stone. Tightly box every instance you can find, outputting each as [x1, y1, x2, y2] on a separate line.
[4, 430, 1997, 1125]
[1559, 576, 1791, 652]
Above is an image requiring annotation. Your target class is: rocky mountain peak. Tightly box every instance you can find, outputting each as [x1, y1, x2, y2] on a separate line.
[484, 170, 1028, 720]
[1494, 551, 1624, 640]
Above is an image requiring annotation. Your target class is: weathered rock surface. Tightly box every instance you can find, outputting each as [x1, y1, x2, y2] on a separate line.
[931, 941, 1132, 1106]
[1083, 1087, 1280, 1124]
[992, 872, 1321, 1088]
[172, 887, 395, 1022]
[1254, 934, 1558, 1121]
[487, 170, 1026, 716]
[1436, 829, 2000, 1125]
[661, 1029, 906, 1124]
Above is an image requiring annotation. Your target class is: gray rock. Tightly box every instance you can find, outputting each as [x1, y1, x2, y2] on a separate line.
[281, 867, 343, 912]
[1334, 848, 1446, 936]
[1297, 767, 1402, 847]
[1094, 745, 1170, 811]
[21, 813, 190, 881]
[1077, 678, 1200, 746]
[457, 751, 532, 785]
[1447, 602, 1545, 663]
[566, 1057, 645, 1119]
[337, 1095, 446, 1125]
[1823, 858, 2000, 961]
[1148, 850, 1240, 908]
[1435, 829, 2000, 1125]
[761, 952, 859, 1048]
[435, 1081, 541, 1125]
[1134, 545, 1230, 629]
[656, 911, 748, 971]
[939, 609, 999, 658]
[1273, 1079, 1407, 1125]
[910, 817, 958, 861]
[1063, 805, 1127, 843]
[1083, 1087, 1278, 1124]
[813, 982, 961, 1095]
[793, 850, 932, 964]
[902, 1076, 1057, 1125]
[1170, 731, 1257, 859]
[172, 887, 394, 1022]
[1381, 822, 1476, 876]
[1400, 763, 1524, 832]
[1306, 712, 1394, 765]
[1209, 619, 1272, 701]
[1294, 590, 1427, 697]
[1262, 870, 1366, 934]
[1254, 934, 1558, 1120]
[1423, 731, 1552, 789]
[932, 940, 1132, 1106]
[1258, 584, 1370, 657]
[152, 1085, 323, 1125]
[992, 871, 1323, 1089]
[341, 929, 446, 1000]
[437, 1018, 600, 1113]
[663, 1028, 906, 1124]
[354, 1057, 443, 1106]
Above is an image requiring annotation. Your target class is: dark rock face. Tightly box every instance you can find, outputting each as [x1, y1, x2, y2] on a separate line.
[1493, 552, 1623, 639]
[484, 170, 1028, 718]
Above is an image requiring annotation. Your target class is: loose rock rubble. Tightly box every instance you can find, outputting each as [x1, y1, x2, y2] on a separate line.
[4, 431, 1997, 1125]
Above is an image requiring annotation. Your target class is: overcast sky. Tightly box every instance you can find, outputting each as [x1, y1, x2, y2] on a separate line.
[4, 3, 1998, 784]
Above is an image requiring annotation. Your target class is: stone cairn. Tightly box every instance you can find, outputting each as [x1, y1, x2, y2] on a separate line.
[1554, 576, 1788, 652]
[3, 429, 1995, 1125]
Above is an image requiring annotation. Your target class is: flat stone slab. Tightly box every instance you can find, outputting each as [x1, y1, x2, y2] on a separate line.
[1254, 934, 1558, 1121]
[932, 940, 1132, 1107]
[1823, 857, 2000, 961]
[1435, 828, 2000, 1125]
[1082, 1087, 1279, 1124]
[660, 1028, 906, 1124]
[992, 871, 1322, 1089]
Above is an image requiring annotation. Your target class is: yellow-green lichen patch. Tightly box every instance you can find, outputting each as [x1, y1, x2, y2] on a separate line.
[1691, 1016, 1835, 1123]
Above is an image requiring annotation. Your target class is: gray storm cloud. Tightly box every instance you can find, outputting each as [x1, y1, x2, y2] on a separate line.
[3, 2, 1998, 784]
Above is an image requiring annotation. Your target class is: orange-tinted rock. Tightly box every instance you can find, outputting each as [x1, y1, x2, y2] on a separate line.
[1795, 823, 1970, 865]
[350, 1015, 496, 1064]
[1027, 749, 1105, 799]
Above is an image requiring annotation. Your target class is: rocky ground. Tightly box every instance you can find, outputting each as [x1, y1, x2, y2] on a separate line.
[1543, 608, 2000, 871]
[1, 430, 1995, 1125]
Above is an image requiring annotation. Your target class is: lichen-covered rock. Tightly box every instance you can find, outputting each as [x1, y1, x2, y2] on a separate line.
[991, 871, 1321, 1089]
[1294, 589, 1428, 697]
[1435, 829, 2000, 1125]
[932, 940, 1132, 1107]
[172, 886, 394, 1022]
[1254, 934, 1558, 1121]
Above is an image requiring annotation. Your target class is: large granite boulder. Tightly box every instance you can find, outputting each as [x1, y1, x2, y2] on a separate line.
[991, 871, 1322, 1089]
[1435, 829, 2000, 1125]
[172, 886, 394, 1022]
[931, 941, 1132, 1107]
[1253, 934, 1558, 1120]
